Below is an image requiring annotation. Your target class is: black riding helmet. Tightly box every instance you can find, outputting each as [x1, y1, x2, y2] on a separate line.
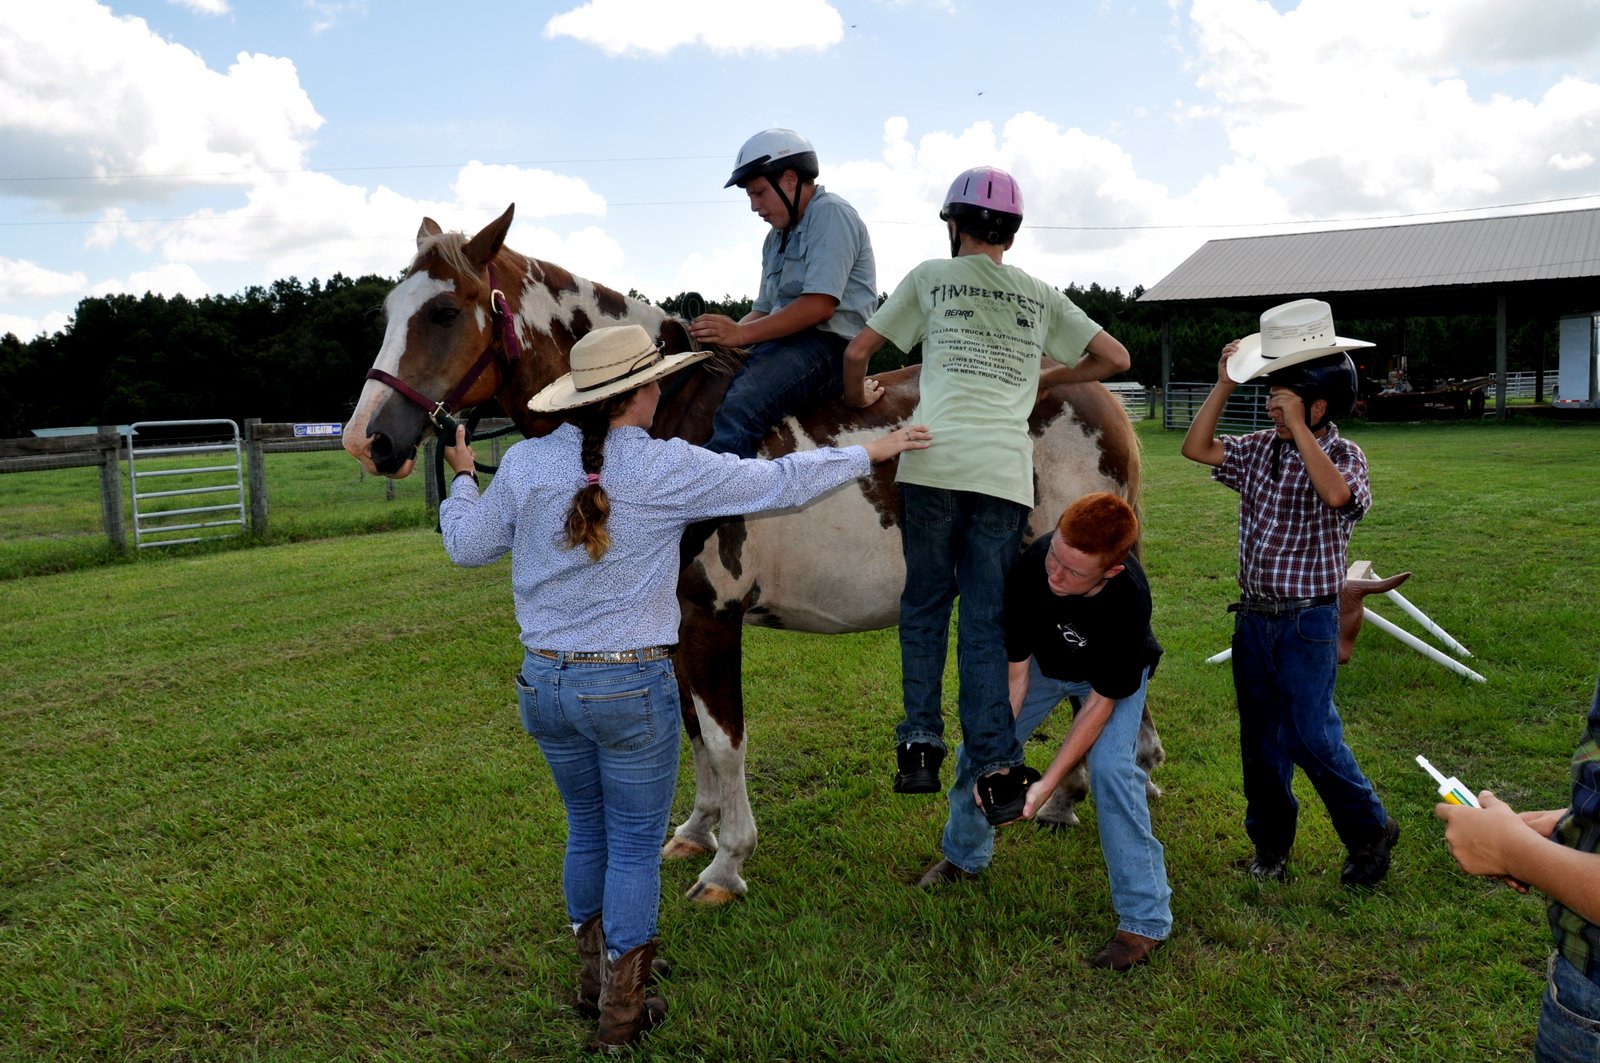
[1262, 352, 1358, 430]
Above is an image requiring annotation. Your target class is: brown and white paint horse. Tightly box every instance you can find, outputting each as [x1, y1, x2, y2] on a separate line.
[344, 204, 1162, 903]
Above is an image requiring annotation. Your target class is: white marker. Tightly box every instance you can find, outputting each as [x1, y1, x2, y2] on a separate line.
[1416, 755, 1479, 808]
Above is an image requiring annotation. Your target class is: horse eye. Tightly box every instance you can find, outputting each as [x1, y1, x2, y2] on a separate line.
[430, 306, 461, 326]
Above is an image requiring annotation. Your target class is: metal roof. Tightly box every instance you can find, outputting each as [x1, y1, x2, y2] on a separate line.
[1139, 207, 1600, 306]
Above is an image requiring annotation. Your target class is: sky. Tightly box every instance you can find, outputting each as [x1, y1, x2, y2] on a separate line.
[3, 0, 1599, 343]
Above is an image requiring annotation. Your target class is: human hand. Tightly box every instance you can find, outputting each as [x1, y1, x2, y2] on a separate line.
[1266, 388, 1305, 428]
[689, 314, 742, 347]
[862, 424, 931, 463]
[1436, 790, 1531, 892]
[1520, 807, 1568, 837]
[1021, 779, 1056, 820]
[846, 376, 885, 409]
[444, 425, 476, 474]
[1218, 340, 1242, 384]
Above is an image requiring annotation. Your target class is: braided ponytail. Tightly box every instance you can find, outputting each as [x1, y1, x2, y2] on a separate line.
[562, 390, 636, 561]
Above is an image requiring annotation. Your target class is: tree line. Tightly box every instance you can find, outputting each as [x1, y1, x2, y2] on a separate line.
[0, 274, 1559, 438]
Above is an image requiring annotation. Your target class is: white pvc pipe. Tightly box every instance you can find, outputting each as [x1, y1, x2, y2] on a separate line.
[1206, 648, 1233, 665]
[1362, 608, 1486, 683]
[1382, 588, 1474, 658]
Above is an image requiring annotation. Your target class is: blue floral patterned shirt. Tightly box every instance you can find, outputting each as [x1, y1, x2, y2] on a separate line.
[440, 423, 870, 651]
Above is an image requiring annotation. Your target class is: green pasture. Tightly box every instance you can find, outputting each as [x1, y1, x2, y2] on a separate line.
[3, 418, 1599, 1060]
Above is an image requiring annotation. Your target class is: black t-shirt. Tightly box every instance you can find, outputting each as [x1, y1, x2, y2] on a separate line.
[1003, 535, 1163, 701]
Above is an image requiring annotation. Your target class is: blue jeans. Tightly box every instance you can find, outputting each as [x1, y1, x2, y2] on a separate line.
[940, 661, 1172, 940]
[515, 650, 681, 957]
[1538, 952, 1600, 1061]
[896, 484, 1030, 778]
[1231, 605, 1388, 854]
[703, 329, 846, 458]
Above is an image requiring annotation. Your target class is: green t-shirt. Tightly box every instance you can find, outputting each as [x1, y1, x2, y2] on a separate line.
[867, 256, 1102, 508]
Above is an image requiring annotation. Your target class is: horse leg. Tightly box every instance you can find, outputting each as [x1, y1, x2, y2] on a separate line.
[661, 698, 718, 862]
[665, 593, 752, 906]
[1034, 698, 1166, 828]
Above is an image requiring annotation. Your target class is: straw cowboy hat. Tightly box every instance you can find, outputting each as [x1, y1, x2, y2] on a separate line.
[529, 324, 711, 412]
[1226, 298, 1374, 384]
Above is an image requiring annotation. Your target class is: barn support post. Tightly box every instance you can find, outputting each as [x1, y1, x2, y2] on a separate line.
[96, 425, 126, 552]
[1496, 293, 1508, 421]
[245, 418, 269, 536]
[1159, 313, 1172, 427]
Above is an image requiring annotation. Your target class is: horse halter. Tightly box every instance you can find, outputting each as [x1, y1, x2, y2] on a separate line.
[365, 265, 523, 439]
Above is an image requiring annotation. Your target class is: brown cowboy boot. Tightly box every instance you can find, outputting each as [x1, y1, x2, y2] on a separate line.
[573, 913, 606, 1017]
[592, 939, 666, 1053]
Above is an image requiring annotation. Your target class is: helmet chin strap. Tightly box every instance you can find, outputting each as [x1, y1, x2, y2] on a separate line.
[774, 173, 800, 252]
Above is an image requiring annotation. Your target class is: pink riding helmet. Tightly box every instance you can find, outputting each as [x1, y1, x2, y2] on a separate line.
[940, 166, 1023, 219]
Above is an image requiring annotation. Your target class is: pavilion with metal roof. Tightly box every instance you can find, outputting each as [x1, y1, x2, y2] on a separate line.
[1138, 206, 1600, 416]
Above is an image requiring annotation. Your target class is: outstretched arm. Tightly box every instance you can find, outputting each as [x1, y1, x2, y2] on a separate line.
[1437, 792, 1600, 921]
[1022, 689, 1116, 820]
[1180, 341, 1240, 467]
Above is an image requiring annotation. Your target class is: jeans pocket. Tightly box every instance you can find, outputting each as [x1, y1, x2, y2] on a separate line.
[514, 673, 545, 739]
[902, 485, 952, 530]
[577, 685, 661, 753]
[1296, 605, 1338, 645]
[973, 496, 1028, 538]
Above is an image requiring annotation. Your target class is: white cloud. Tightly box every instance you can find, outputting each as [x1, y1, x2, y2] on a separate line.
[450, 162, 607, 220]
[169, 0, 231, 15]
[0, 0, 322, 211]
[1185, 0, 1600, 216]
[90, 262, 213, 301]
[544, 0, 844, 57]
[0, 258, 88, 301]
[0, 311, 71, 342]
[303, 1, 367, 34]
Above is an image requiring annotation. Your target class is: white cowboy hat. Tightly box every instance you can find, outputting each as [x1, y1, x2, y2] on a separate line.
[529, 324, 711, 412]
[1226, 298, 1374, 384]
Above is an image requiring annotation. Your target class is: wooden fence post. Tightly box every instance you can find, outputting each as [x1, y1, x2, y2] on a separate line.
[97, 426, 126, 552]
[245, 418, 268, 537]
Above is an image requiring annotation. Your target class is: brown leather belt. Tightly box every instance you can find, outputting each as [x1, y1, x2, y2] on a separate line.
[1227, 594, 1338, 616]
[531, 646, 674, 663]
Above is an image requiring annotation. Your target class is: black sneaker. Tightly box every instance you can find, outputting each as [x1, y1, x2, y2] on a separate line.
[893, 742, 945, 794]
[1248, 849, 1290, 882]
[974, 765, 1043, 826]
[1341, 816, 1401, 887]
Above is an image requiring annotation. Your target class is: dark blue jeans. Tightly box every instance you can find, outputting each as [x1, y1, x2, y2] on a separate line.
[703, 328, 846, 458]
[1538, 952, 1600, 1062]
[896, 483, 1029, 778]
[1231, 604, 1389, 854]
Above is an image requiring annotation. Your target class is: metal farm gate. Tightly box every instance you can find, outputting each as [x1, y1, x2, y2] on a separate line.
[126, 419, 247, 549]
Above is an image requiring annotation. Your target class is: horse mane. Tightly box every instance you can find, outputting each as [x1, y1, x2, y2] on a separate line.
[408, 230, 476, 278]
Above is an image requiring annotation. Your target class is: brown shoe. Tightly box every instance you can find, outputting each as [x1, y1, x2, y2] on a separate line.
[916, 858, 977, 889]
[1089, 930, 1163, 971]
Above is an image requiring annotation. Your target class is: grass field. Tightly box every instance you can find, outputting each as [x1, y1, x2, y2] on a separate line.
[3, 417, 1599, 1060]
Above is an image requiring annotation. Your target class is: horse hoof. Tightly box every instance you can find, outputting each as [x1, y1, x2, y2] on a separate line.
[684, 881, 740, 906]
[1035, 815, 1080, 832]
[662, 837, 712, 861]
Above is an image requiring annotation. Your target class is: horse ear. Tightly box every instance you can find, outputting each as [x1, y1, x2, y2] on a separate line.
[463, 204, 516, 271]
[417, 217, 443, 249]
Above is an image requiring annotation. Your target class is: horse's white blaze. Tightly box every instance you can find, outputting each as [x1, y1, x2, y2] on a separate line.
[342, 272, 454, 463]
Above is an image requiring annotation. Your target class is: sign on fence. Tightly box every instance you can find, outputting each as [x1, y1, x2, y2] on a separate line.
[293, 422, 343, 437]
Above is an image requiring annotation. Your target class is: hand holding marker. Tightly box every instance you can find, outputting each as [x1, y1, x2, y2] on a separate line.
[1417, 755, 1529, 893]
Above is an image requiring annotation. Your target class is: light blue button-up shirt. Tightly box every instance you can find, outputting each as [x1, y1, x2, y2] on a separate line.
[441, 422, 870, 651]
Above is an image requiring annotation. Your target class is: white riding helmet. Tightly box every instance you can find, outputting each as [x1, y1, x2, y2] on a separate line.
[725, 128, 819, 189]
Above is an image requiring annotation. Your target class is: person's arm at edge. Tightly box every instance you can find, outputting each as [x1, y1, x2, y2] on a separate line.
[1436, 792, 1600, 921]
[1038, 329, 1132, 388]
[843, 325, 889, 407]
[1180, 341, 1240, 467]
[1023, 688, 1116, 819]
[691, 293, 838, 348]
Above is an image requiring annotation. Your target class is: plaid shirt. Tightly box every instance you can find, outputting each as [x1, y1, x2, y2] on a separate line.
[1550, 677, 1600, 982]
[1214, 425, 1370, 600]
